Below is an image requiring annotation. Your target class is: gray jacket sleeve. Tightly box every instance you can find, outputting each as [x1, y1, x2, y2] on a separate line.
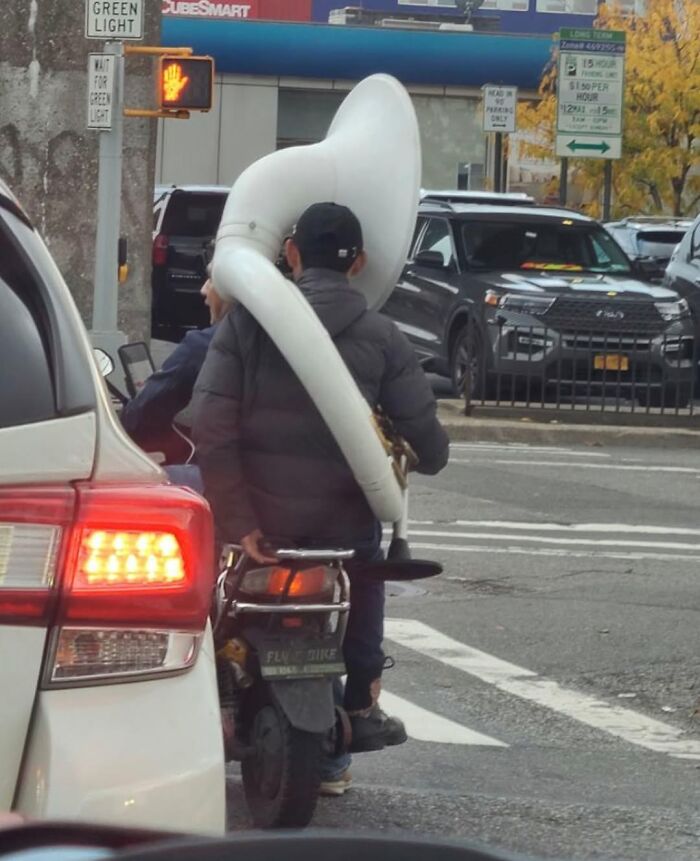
[191, 312, 259, 543]
[378, 324, 450, 475]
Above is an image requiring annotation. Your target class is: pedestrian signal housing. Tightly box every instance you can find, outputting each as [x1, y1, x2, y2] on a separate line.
[159, 56, 214, 111]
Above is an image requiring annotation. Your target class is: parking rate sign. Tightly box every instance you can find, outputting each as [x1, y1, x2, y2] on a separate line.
[556, 27, 625, 160]
[87, 54, 115, 130]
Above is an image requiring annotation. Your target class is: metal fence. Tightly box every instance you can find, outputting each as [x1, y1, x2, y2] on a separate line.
[464, 318, 698, 420]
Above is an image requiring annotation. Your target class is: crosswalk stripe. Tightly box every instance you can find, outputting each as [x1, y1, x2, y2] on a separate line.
[406, 530, 700, 552]
[385, 619, 700, 761]
[450, 443, 610, 458]
[451, 458, 700, 475]
[408, 542, 700, 562]
[380, 690, 507, 748]
[404, 520, 700, 537]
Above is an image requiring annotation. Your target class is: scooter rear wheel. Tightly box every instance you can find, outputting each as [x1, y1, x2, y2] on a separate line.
[241, 690, 324, 828]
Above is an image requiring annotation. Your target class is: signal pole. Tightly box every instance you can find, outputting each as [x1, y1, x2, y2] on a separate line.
[91, 40, 126, 359]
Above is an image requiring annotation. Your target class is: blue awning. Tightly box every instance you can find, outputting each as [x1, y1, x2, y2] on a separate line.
[161, 18, 553, 90]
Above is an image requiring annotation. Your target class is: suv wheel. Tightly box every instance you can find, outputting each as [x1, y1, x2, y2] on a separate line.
[450, 324, 487, 400]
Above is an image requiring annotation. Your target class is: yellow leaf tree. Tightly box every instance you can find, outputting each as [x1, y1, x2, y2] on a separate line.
[518, 0, 700, 217]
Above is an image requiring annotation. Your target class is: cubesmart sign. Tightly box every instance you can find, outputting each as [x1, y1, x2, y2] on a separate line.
[162, 1, 259, 19]
[161, 0, 312, 20]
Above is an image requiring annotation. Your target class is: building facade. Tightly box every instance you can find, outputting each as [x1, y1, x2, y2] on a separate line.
[156, 1, 641, 195]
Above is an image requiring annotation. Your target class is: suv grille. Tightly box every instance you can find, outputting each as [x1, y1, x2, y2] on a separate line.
[542, 297, 665, 335]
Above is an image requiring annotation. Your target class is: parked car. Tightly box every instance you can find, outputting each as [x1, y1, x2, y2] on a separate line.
[604, 216, 692, 283]
[664, 211, 700, 329]
[382, 199, 695, 406]
[152, 185, 229, 341]
[0, 178, 225, 831]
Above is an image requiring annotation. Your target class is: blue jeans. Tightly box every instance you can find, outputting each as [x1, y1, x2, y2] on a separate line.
[320, 525, 385, 781]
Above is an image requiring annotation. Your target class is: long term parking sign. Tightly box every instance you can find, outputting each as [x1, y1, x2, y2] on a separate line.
[86, 0, 144, 40]
[555, 27, 625, 160]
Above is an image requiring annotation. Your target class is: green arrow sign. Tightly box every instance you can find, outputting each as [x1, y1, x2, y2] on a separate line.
[567, 139, 611, 154]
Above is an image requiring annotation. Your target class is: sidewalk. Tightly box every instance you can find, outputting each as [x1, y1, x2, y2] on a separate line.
[438, 401, 700, 449]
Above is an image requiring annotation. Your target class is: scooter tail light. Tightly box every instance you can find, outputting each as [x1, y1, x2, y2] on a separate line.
[240, 566, 336, 598]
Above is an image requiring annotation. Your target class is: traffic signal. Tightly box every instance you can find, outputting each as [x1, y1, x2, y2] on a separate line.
[159, 56, 214, 111]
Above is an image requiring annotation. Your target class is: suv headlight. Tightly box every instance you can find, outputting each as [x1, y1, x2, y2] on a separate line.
[499, 294, 555, 316]
[655, 299, 690, 321]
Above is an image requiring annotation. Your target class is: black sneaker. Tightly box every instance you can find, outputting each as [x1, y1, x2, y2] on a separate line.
[349, 708, 408, 753]
[372, 706, 408, 747]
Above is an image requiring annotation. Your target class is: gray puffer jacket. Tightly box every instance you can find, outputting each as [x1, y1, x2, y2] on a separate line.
[191, 268, 449, 544]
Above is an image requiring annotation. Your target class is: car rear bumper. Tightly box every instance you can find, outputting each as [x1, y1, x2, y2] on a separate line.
[14, 625, 225, 834]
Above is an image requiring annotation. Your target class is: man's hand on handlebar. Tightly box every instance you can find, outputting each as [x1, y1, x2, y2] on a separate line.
[241, 528, 278, 564]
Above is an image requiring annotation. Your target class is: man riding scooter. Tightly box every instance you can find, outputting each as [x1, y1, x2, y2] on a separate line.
[192, 202, 450, 793]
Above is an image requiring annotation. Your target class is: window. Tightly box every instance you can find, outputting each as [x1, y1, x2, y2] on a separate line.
[636, 230, 687, 259]
[0, 222, 57, 429]
[277, 90, 345, 149]
[415, 218, 455, 267]
[691, 224, 700, 261]
[590, 232, 614, 267]
[613, 0, 646, 13]
[161, 192, 227, 238]
[411, 217, 427, 255]
[479, 0, 529, 10]
[536, 0, 597, 13]
[399, 0, 528, 9]
[606, 226, 633, 254]
[461, 219, 631, 273]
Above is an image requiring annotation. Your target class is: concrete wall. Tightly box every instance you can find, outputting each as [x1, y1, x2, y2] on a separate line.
[157, 76, 278, 186]
[0, 1, 160, 340]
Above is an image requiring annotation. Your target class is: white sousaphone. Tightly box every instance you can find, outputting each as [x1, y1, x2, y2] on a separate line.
[213, 74, 422, 558]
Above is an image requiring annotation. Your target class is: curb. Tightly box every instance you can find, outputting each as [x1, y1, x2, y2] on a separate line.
[437, 402, 700, 449]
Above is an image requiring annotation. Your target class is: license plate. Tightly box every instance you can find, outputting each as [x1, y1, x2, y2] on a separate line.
[594, 354, 629, 372]
[258, 635, 345, 680]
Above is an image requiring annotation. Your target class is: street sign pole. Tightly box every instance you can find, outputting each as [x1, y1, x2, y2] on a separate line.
[559, 157, 568, 207]
[91, 40, 126, 356]
[494, 132, 503, 193]
[603, 160, 613, 221]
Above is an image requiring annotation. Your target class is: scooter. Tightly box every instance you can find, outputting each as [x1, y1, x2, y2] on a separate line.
[213, 543, 353, 828]
[212, 541, 441, 830]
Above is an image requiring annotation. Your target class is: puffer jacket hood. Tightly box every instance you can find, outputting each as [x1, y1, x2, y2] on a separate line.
[297, 268, 368, 337]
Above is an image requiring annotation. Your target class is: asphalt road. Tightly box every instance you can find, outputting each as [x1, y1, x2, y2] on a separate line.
[226, 437, 700, 861]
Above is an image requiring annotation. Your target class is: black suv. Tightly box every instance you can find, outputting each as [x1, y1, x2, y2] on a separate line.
[151, 184, 229, 340]
[382, 200, 695, 406]
[604, 217, 692, 283]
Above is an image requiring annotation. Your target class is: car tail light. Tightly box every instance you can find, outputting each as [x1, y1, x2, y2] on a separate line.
[0, 487, 75, 625]
[0, 482, 215, 687]
[50, 628, 199, 683]
[239, 565, 336, 598]
[153, 233, 169, 266]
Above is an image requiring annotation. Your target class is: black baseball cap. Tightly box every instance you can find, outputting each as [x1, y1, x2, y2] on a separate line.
[292, 202, 364, 273]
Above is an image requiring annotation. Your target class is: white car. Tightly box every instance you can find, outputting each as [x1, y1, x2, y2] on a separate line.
[0, 179, 225, 833]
